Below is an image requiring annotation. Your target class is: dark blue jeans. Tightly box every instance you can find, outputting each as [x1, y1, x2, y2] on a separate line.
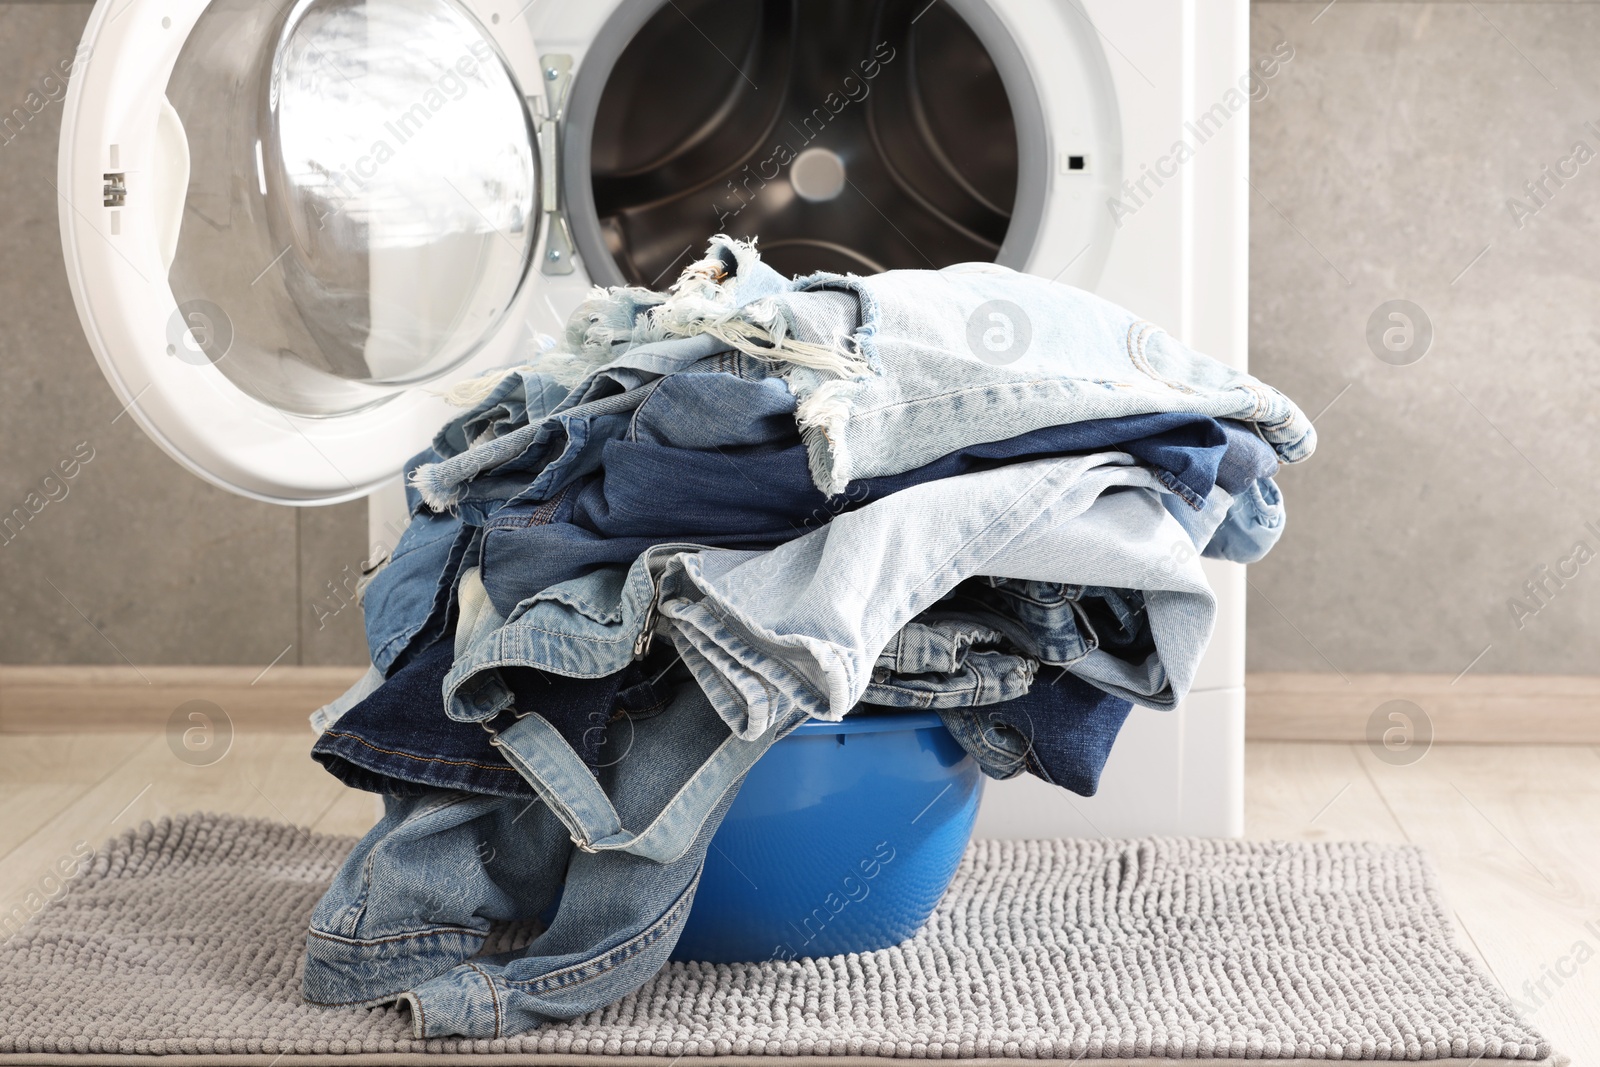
[937, 669, 1135, 797]
[313, 635, 682, 799]
[479, 407, 1244, 616]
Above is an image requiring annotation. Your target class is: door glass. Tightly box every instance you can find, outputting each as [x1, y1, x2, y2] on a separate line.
[165, 0, 537, 416]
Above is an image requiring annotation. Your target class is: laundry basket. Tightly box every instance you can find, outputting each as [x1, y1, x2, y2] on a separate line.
[672, 711, 983, 963]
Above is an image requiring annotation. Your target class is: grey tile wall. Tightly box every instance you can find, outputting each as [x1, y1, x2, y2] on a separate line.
[1249, 2, 1600, 674]
[0, 1, 368, 667]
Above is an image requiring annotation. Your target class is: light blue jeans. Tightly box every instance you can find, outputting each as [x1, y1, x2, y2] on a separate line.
[418, 238, 1313, 504]
[771, 259, 1315, 492]
[304, 678, 800, 1038]
[1205, 476, 1285, 563]
[654, 452, 1217, 739]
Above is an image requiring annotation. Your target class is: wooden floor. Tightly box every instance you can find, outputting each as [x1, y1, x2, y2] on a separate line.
[1, 733, 1595, 1063]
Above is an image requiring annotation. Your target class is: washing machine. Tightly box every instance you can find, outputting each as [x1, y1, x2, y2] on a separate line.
[57, 0, 1250, 837]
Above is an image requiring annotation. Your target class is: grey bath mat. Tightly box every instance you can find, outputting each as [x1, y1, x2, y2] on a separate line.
[0, 814, 1554, 1064]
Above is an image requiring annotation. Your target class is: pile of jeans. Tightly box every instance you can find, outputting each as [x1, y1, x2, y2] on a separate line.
[300, 238, 1314, 1038]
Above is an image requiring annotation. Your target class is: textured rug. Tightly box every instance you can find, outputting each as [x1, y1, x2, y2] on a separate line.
[0, 814, 1554, 1065]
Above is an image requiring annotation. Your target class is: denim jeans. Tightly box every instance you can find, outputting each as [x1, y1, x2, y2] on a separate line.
[303, 789, 569, 1013]
[416, 236, 1314, 506]
[362, 355, 788, 676]
[310, 633, 681, 798]
[441, 450, 1215, 749]
[937, 669, 1134, 797]
[654, 452, 1217, 740]
[861, 615, 1036, 709]
[1215, 419, 1279, 494]
[426, 562, 808, 866]
[477, 404, 1245, 616]
[362, 500, 475, 676]
[447, 460, 1210, 750]
[306, 237, 1310, 1040]
[408, 240, 799, 514]
[944, 579, 1150, 671]
[368, 237, 1298, 679]
[305, 679, 803, 1038]
[1205, 476, 1285, 564]
[360, 361, 583, 675]
[765, 259, 1314, 493]
[861, 605, 1139, 795]
[437, 393, 1243, 736]
[553, 239, 1313, 492]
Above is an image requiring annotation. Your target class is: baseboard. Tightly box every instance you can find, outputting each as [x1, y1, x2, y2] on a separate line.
[4, 666, 1598, 743]
[1247, 671, 1600, 744]
[0, 665, 366, 733]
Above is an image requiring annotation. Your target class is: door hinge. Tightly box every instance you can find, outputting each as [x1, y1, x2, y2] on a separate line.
[537, 54, 574, 275]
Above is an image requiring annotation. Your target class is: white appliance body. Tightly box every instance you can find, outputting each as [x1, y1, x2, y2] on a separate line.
[59, 0, 1248, 838]
[972, 1, 1251, 839]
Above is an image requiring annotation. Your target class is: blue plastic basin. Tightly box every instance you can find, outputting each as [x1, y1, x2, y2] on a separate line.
[671, 711, 983, 964]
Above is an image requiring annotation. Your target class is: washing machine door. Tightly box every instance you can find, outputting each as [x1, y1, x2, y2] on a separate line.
[58, 0, 546, 504]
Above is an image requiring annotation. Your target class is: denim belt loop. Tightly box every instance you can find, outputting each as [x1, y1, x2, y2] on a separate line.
[489, 703, 807, 865]
[489, 714, 623, 852]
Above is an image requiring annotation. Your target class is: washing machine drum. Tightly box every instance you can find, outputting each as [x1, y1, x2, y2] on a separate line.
[579, 0, 1022, 285]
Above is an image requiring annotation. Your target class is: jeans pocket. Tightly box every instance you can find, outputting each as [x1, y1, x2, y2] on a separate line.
[937, 708, 1027, 780]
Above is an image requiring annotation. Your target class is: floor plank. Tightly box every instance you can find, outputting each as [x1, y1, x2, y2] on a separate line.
[1243, 740, 1409, 843]
[0, 734, 146, 859]
[0, 730, 352, 911]
[0, 733, 144, 784]
[1350, 743, 1600, 1066]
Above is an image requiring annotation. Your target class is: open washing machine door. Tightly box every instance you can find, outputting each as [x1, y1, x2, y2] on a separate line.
[58, 0, 554, 504]
[59, 0, 1120, 505]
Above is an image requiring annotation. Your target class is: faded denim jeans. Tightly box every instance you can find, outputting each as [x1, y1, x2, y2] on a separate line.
[424, 237, 1313, 502]
[770, 258, 1314, 492]
[1205, 476, 1285, 563]
[654, 452, 1218, 740]
[304, 677, 800, 1038]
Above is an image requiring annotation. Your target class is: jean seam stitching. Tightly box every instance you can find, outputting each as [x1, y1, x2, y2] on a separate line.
[320, 731, 521, 775]
[465, 962, 502, 1038]
[307, 925, 483, 948]
[502, 867, 698, 993]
